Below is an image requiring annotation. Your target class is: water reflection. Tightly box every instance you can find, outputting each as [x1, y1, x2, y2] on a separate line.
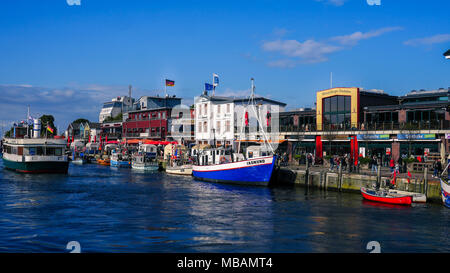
[0, 160, 448, 252]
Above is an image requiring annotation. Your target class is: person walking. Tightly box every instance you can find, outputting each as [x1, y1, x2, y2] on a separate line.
[389, 158, 395, 173]
[397, 156, 403, 173]
[371, 156, 378, 173]
[433, 159, 443, 178]
[329, 156, 335, 171]
[342, 154, 347, 171]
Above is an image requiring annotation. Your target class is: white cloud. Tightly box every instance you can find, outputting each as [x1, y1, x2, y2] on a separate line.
[262, 39, 341, 64]
[404, 34, 450, 46]
[315, 0, 347, 6]
[261, 27, 402, 67]
[331, 27, 403, 46]
[66, 0, 81, 6]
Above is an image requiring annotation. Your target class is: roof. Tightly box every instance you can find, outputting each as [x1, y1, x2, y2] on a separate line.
[89, 122, 101, 129]
[138, 95, 181, 101]
[127, 107, 172, 114]
[69, 123, 81, 130]
[401, 88, 449, 98]
[280, 109, 316, 116]
[197, 94, 287, 107]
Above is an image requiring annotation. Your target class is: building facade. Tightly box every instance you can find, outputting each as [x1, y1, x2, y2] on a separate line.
[99, 96, 134, 123]
[280, 87, 450, 163]
[194, 94, 286, 147]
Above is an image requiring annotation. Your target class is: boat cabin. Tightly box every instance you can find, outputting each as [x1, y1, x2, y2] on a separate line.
[138, 144, 157, 159]
[245, 145, 273, 158]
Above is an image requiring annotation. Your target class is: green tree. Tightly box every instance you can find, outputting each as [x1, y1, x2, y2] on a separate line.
[72, 118, 90, 124]
[40, 115, 57, 136]
[103, 113, 122, 123]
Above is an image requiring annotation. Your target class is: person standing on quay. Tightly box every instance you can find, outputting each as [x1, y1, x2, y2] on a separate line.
[371, 156, 378, 173]
[329, 156, 335, 171]
[433, 159, 442, 178]
[389, 158, 395, 173]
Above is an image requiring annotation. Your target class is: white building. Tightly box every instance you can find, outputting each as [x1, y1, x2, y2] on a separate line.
[168, 105, 195, 145]
[195, 95, 235, 147]
[98, 96, 134, 123]
[194, 93, 286, 147]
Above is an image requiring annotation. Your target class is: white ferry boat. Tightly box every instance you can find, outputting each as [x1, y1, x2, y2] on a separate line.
[2, 137, 69, 174]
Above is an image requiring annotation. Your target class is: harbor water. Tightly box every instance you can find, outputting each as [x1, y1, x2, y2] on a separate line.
[0, 160, 449, 253]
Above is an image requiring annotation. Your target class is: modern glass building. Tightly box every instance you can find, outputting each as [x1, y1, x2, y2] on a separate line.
[280, 87, 450, 164]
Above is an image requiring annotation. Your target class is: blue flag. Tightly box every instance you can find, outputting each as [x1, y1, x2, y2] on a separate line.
[213, 73, 219, 86]
[205, 83, 213, 91]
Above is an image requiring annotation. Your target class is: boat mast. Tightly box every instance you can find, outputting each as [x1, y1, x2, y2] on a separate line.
[247, 78, 274, 154]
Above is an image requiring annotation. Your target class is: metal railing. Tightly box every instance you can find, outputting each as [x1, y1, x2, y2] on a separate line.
[279, 121, 449, 133]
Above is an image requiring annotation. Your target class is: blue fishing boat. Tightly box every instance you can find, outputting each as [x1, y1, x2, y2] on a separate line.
[440, 178, 450, 208]
[192, 78, 278, 186]
[192, 149, 276, 186]
[110, 150, 131, 168]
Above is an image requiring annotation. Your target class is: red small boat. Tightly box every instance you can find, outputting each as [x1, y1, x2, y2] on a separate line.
[361, 187, 412, 206]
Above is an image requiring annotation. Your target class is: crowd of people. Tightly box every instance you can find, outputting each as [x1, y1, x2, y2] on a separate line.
[283, 150, 446, 178]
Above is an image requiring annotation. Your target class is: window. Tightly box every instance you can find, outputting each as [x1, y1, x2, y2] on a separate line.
[322, 95, 351, 128]
[217, 105, 221, 114]
[203, 121, 207, 133]
[216, 121, 221, 134]
[198, 122, 202, 133]
[227, 104, 230, 113]
[226, 120, 231, 132]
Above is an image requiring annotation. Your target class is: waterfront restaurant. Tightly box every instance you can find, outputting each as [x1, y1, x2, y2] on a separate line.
[280, 87, 450, 163]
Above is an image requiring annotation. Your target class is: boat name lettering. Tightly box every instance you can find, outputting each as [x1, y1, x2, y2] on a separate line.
[247, 159, 265, 165]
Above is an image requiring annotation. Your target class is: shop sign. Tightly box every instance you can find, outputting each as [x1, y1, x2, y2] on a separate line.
[445, 133, 450, 139]
[359, 147, 366, 158]
[386, 148, 391, 155]
[397, 134, 435, 140]
[357, 134, 389, 140]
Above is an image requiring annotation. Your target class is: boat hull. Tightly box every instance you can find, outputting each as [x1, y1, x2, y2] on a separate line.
[388, 189, 427, 203]
[440, 179, 450, 208]
[166, 166, 193, 176]
[71, 159, 86, 165]
[97, 159, 110, 166]
[361, 187, 412, 205]
[132, 164, 159, 171]
[3, 158, 69, 174]
[192, 156, 276, 186]
[111, 160, 131, 168]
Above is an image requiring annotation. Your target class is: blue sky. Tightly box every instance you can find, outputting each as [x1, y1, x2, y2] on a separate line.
[0, 0, 449, 132]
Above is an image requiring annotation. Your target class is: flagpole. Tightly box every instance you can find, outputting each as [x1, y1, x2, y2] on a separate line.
[164, 78, 167, 97]
[212, 74, 215, 96]
[27, 106, 29, 138]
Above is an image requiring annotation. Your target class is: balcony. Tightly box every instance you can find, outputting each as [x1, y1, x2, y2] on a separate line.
[279, 120, 450, 134]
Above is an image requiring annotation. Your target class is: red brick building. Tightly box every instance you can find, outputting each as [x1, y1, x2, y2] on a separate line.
[122, 108, 171, 140]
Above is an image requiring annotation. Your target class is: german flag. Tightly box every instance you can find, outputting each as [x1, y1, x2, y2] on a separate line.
[165, 79, 175, 86]
[46, 125, 54, 134]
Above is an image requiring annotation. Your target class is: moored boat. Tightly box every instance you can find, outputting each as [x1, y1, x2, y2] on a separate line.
[440, 178, 450, 208]
[388, 189, 427, 203]
[2, 137, 69, 174]
[131, 153, 159, 171]
[361, 187, 412, 205]
[97, 158, 110, 166]
[131, 144, 159, 171]
[71, 158, 86, 165]
[192, 78, 278, 187]
[166, 164, 193, 175]
[110, 150, 131, 168]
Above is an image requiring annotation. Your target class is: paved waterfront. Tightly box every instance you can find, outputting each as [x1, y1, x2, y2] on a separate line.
[0, 160, 449, 253]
